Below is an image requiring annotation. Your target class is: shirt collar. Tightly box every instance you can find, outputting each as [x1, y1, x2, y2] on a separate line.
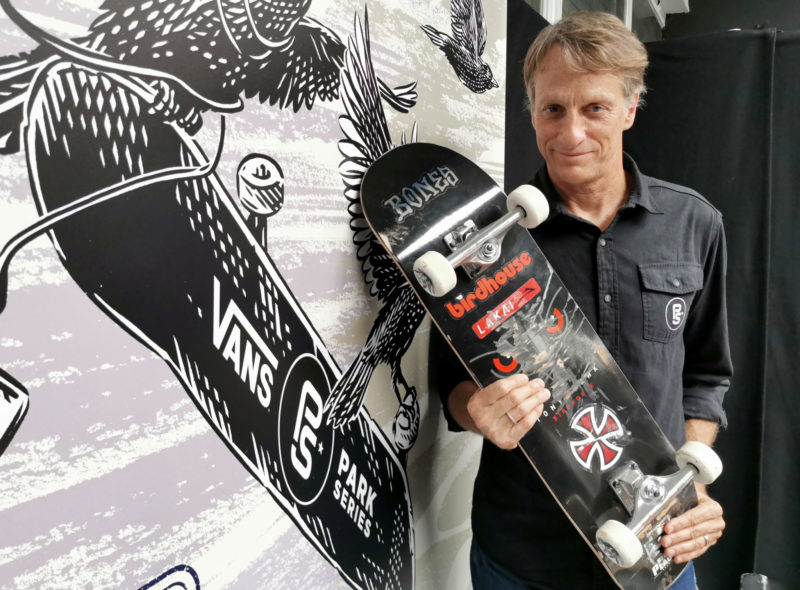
[621, 154, 661, 214]
[533, 153, 662, 219]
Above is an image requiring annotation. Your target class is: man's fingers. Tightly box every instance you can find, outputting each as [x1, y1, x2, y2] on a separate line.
[470, 375, 543, 415]
[499, 378, 547, 416]
[507, 386, 551, 425]
[664, 530, 722, 563]
[472, 374, 529, 406]
[663, 497, 724, 536]
[467, 375, 550, 449]
[662, 519, 724, 550]
[661, 495, 725, 563]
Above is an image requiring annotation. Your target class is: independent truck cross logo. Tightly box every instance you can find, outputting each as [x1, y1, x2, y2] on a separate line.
[569, 405, 624, 472]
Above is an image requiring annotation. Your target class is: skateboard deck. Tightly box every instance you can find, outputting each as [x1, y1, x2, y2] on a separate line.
[361, 142, 717, 589]
[7, 63, 413, 589]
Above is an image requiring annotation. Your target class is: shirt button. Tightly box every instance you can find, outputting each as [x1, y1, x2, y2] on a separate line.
[599, 238, 607, 247]
[672, 279, 681, 287]
[604, 294, 612, 303]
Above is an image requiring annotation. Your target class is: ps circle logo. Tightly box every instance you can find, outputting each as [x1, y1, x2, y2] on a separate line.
[278, 354, 335, 505]
[665, 297, 688, 331]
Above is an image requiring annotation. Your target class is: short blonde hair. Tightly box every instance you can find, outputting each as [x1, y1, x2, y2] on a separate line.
[524, 11, 648, 107]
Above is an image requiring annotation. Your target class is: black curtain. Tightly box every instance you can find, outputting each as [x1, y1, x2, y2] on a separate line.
[504, 1, 547, 192]
[755, 29, 800, 590]
[506, 2, 800, 588]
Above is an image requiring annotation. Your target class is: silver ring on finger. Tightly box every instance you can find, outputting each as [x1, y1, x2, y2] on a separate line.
[506, 412, 518, 425]
[703, 534, 709, 547]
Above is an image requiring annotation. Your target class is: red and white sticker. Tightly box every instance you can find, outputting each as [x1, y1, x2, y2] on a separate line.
[569, 405, 624, 472]
[472, 278, 541, 339]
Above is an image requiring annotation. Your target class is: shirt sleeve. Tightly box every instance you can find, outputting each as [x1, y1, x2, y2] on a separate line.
[682, 214, 732, 428]
[427, 327, 471, 432]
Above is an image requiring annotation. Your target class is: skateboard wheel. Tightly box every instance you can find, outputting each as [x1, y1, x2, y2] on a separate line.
[507, 185, 550, 229]
[413, 251, 457, 297]
[675, 441, 723, 485]
[596, 519, 643, 568]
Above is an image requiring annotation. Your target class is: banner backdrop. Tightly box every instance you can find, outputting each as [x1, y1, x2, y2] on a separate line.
[0, 1, 506, 588]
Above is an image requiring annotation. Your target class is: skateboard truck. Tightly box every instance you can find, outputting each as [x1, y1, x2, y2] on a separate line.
[442, 219, 508, 279]
[413, 185, 549, 296]
[596, 442, 723, 571]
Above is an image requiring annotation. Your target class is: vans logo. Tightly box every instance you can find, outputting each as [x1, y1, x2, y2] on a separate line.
[382, 166, 458, 223]
[446, 252, 534, 319]
[213, 278, 279, 408]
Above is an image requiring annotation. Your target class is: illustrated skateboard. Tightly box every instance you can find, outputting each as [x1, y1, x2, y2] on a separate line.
[0, 63, 413, 589]
[360, 142, 722, 590]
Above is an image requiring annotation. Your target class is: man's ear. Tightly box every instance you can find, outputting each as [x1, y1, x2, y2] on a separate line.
[623, 93, 639, 130]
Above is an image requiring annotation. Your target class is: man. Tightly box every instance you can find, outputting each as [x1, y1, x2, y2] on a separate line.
[430, 11, 731, 589]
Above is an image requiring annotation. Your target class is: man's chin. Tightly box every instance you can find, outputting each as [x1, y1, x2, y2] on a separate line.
[547, 162, 596, 185]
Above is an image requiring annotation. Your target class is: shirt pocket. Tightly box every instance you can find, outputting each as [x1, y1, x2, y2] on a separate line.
[639, 263, 704, 343]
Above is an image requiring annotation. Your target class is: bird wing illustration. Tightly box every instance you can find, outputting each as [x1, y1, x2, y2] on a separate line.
[451, 0, 487, 58]
[338, 10, 406, 303]
[249, 16, 345, 111]
[325, 10, 425, 434]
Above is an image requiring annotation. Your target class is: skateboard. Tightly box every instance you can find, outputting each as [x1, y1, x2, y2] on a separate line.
[1, 62, 413, 589]
[360, 142, 722, 590]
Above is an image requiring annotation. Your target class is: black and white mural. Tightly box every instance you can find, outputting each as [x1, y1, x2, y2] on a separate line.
[421, 0, 498, 93]
[0, 0, 504, 588]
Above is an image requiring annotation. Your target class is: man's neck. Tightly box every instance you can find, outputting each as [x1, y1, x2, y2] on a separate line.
[551, 167, 631, 231]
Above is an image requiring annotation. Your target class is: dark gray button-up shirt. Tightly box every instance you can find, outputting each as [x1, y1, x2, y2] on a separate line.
[430, 154, 732, 584]
[530, 154, 731, 445]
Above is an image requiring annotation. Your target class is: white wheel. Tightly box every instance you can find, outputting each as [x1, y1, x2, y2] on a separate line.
[507, 185, 550, 229]
[676, 441, 723, 485]
[413, 251, 457, 297]
[596, 520, 643, 569]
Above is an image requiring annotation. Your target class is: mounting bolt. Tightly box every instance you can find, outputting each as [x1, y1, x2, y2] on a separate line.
[641, 479, 664, 501]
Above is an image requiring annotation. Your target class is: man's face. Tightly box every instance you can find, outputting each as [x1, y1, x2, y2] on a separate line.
[531, 46, 638, 190]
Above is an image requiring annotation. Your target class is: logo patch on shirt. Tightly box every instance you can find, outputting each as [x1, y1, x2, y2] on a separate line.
[665, 297, 687, 331]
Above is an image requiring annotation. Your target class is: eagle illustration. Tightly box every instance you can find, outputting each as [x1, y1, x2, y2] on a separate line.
[324, 11, 425, 456]
[420, 0, 498, 93]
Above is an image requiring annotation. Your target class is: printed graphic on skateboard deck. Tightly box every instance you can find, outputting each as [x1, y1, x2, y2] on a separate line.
[360, 142, 722, 590]
[0, 59, 413, 589]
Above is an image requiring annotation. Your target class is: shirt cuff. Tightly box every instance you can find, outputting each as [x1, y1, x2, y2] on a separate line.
[440, 391, 467, 433]
[683, 384, 728, 430]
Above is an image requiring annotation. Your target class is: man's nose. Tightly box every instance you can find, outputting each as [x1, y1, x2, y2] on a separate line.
[560, 111, 586, 144]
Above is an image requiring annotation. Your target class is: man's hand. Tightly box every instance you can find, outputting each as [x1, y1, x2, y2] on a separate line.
[448, 375, 550, 449]
[660, 418, 725, 563]
[660, 485, 725, 564]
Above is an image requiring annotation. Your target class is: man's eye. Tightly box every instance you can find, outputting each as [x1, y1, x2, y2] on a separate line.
[545, 105, 560, 113]
[590, 105, 604, 113]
